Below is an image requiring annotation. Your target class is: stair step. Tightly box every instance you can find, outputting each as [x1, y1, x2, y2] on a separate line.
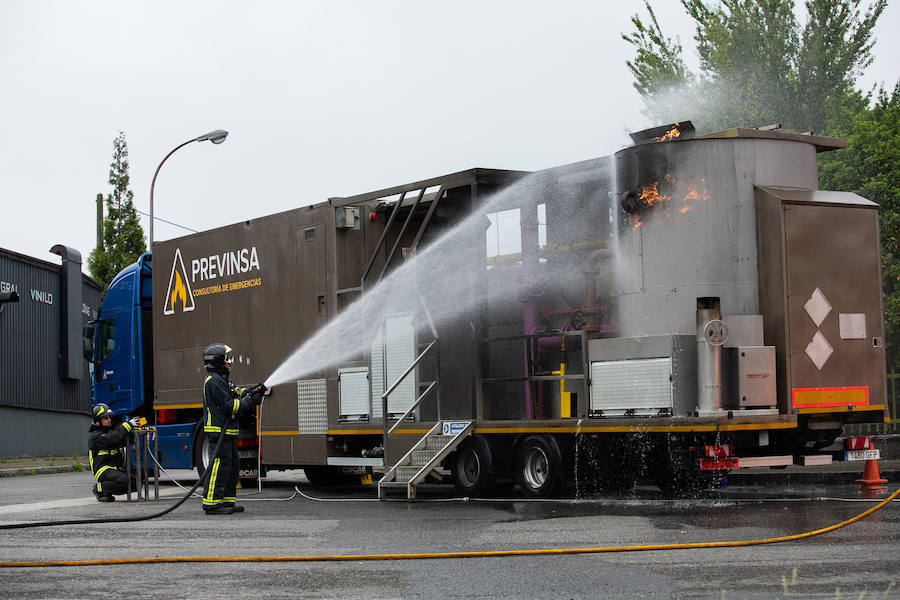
[380, 421, 473, 499]
[396, 465, 427, 480]
[378, 481, 407, 489]
[425, 437, 447, 451]
[410, 450, 436, 465]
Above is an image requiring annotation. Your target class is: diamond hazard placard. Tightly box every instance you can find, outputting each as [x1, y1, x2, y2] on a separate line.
[804, 287, 831, 328]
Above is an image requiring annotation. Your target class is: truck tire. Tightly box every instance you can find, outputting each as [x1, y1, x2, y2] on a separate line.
[303, 466, 345, 486]
[193, 428, 210, 479]
[516, 435, 563, 497]
[451, 435, 493, 496]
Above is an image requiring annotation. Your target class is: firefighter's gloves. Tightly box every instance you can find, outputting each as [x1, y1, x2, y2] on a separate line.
[128, 417, 141, 429]
[250, 382, 267, 405]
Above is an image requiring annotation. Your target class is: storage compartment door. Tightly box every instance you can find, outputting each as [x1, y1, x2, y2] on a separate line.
[339, 367, 370, 422]
[784, 203, 884, 407]
[589, 357, 673, 416]
[370, 313, 416, 419]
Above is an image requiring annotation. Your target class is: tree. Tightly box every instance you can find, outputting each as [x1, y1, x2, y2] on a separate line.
[622, 0, 886, 134]
[819, 84, 900, 368]
[88, 132, 146, 291]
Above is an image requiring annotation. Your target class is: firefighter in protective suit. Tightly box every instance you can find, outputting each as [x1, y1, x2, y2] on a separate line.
[201, 343, 266, 515]
[88, 403, 140, 502]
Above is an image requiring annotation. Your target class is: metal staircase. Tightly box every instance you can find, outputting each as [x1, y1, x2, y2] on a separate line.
[378, 420, 474, 499]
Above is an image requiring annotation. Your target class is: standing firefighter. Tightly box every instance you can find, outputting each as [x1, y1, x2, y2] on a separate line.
[88, 403, 140, 502]
[200, 343, 266, 515]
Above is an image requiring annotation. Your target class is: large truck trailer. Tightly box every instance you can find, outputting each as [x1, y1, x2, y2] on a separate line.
[86, 123, 889, 498]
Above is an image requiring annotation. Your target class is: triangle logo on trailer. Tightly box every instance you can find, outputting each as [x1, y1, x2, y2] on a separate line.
[164, 248, 195, 315]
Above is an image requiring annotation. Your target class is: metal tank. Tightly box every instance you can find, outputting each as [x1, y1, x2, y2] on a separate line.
[611, 131, 820, 339]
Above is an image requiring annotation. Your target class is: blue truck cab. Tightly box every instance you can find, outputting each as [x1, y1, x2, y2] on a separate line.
[85, 252, 197, 470]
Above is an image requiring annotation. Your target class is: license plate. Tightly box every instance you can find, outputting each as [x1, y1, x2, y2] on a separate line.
[844, 449, 880, 461]
[700, 457, 739, 470]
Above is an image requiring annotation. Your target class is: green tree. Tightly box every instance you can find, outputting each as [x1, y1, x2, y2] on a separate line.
[88, 131, 146, 291]
[622, 0, 886, 134]
[819, 84, 900, 368]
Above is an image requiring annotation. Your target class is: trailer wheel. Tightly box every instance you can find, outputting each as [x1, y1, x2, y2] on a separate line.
[516, 435, 563, 498]
[451, 435, 493, 496]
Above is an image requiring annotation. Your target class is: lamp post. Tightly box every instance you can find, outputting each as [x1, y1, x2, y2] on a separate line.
[149, 129, 228, 249]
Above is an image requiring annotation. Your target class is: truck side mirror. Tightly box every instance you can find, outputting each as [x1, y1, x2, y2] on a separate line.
[83, 322, 96, 361]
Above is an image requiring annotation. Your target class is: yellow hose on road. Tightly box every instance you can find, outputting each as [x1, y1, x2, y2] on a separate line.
[2, 486, 897, 568]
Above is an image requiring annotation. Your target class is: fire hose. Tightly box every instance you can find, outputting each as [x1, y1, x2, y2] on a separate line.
[0, 484, 897, 567]
[0, 422, 229, 531]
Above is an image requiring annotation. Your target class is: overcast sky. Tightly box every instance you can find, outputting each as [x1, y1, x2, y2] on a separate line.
[2, 1, 897, 273]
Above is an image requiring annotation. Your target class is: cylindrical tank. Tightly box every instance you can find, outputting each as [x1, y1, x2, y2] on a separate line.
[611, 136, 819, 337]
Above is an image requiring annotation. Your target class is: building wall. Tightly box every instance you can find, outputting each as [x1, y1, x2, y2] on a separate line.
[0, 407, 91, 456]
[0, 247, 101, 457]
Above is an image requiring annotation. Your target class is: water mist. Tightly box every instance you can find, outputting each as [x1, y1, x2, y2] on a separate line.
[264, 171, 561, 388]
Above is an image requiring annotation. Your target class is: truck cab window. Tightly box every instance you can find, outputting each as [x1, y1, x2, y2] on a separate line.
[97, 319, 116, 360]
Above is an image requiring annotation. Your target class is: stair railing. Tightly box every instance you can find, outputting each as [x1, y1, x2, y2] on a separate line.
[381, 340, 438, 473]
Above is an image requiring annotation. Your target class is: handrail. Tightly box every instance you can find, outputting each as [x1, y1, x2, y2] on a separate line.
[381, 340, 437, 466]
[481, 374, 584, 383]
[380, 420, 443, 489]
[381, 341, 436, 404]
[388, 381, 437, 435]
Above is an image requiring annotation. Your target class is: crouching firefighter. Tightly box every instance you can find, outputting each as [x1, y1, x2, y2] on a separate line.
[88, 403, 140, 502]
[200, 343, 266, 515]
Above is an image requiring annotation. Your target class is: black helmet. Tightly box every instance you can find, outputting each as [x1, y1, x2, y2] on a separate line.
[203, 343, 234, 369]
[92, 403, 114, 423]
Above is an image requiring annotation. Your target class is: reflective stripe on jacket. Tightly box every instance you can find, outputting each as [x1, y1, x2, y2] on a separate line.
[202, 368, 253, 436]
[88, 421, 132, 480]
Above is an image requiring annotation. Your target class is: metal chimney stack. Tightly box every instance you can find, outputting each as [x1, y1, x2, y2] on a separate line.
[696, 297, 726, 415]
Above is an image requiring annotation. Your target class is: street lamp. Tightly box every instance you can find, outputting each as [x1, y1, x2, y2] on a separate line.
[149, 129, 228, 248]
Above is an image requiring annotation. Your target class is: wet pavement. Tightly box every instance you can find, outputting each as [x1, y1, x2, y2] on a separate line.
[0, 469, 897, 599]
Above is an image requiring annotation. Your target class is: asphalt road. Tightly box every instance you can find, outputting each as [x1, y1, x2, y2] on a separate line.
[0, 470, 898, 599]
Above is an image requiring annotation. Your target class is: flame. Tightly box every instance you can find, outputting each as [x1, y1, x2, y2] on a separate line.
[628, 176, 709, 228]
[652, 123, 681, 143]
[679, 179, 710, 214]
[170, 270, 187, 312]
[638, 181, 670, 207]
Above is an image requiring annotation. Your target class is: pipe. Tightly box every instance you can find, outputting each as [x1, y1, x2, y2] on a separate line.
[696, 297, 725, 415]
[50, 244, 83, 380]
[582, 248, 612, 337]
[520, 204, 541, 420]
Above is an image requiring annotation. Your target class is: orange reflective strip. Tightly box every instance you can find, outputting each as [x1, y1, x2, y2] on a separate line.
[792, 386, 869, 408]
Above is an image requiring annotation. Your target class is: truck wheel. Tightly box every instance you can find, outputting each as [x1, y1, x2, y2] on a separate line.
[193, 429, 210, 479]
[451, 435, 493, 496]
[516, 435, 563, 498]
[303, 466, 343, 486]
